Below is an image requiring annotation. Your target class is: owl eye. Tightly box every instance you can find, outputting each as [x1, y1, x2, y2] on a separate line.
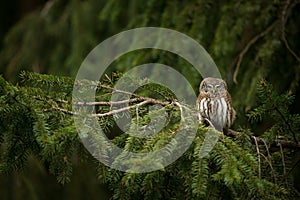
[207, 84, 213, 88]
[215, 85, 221, 89]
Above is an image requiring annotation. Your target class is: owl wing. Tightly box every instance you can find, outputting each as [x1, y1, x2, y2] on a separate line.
[196, 96, 202, 121]
[224, 92, 236, 127]
[196, 92, 210, 119]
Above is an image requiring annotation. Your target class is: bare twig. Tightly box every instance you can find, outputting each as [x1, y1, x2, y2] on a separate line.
[73, 97, 168, 106]
[259, 153, 277, 184]
[174, 102, 184, 121]
[34, 95, 69, 104]
[225, 130, 300, 149]
[259, 138, 277, 183]
[279, 143, 288, 187]
[248, 135, 300, 149]
[280, 0, 300, 63]
[261, 138, 271, 160]
[253, 136, 261, 179]
[233, 21, 277, 84]
[53, 106, 75, 115]
[92, 99, 170, 117]
[93, 100, 152, 117]
[104, 74, 113, 84]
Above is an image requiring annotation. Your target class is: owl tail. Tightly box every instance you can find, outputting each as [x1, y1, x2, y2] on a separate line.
[202, 118, 223, 132]
[212, 121, 223, 132]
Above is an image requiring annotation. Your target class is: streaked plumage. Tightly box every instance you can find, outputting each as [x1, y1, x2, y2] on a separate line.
[196, 77, 235, 132]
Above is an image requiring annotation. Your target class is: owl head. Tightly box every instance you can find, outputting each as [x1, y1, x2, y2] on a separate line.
[199, 77, 228, 98]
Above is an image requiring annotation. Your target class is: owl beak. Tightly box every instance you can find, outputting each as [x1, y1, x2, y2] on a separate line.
[212, 89, 216, 94]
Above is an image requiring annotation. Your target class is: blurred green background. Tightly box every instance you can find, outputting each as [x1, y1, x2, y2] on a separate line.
[0, 0, 299, 199]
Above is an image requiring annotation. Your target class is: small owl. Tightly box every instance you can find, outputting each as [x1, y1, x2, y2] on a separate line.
[196, 77, 235, 133]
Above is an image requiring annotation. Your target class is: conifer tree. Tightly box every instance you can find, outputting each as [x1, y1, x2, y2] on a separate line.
[1, 71, 300, 199]
[0, 0, 300, 199]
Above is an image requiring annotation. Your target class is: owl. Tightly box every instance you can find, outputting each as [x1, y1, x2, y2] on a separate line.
[196, 77, 235, 133]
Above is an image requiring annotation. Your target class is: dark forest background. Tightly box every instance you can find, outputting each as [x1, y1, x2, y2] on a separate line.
[0, 0, 300, 199]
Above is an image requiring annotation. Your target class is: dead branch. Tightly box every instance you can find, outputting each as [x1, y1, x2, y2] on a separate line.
[279, 143, 288, 187]
[92, 99, 170, 117]
[280, 0, 300, 63]
[73, 97, 165, 106]
[54, 98, 170, 117]
[251, 135, 300, 149]
[259, 152, 277, 183]
[227, 129, 300, 149]
[232, 21, 277, 84]
[52, 106, 74, 115]
[253, 136, 261, 179]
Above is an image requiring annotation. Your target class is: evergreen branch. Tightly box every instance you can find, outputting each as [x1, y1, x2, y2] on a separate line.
[280, 0, 300, 63]
[232, 21, 277, 84]
[33, 95, 69, 104]
[260, 80, 298, 143]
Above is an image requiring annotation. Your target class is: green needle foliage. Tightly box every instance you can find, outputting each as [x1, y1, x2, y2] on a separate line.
[0, 72, 79, 184]
[0, 71, 299, 199]
[248, 79, 300, 143]
[0, 0, 300, 199]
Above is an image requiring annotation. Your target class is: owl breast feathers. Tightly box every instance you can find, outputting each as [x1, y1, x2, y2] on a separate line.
[196, 77, 235, 132]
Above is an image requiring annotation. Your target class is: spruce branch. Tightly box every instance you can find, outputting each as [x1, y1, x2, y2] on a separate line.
[260, 80, 298, 143]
